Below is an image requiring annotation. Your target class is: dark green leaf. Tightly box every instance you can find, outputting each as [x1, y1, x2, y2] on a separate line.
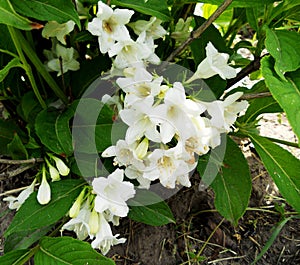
[0, 249, 30, 265]
[34, 236, 115, 265]
[249, 134, 300, 213]
[35, 108, 65, 155]
[261, 56, 300, 142]
[111, 0, 171, 21]
[10, 0, 80, 27]
[185, 0, 276, 8]
[7, 133, 28, 160]
[0, 57, 22, 82]
[4, 225, 52, 252]
[198, 136, 251, 225]
[55, 102, 78, 156]
[20, 91, 41, 123]
[265, 28, 300, 78]
[128, 190, 175, 226]
[0, 0, 36, 30]
[4, 179, 85, 237]
[0, 119, 26, 156]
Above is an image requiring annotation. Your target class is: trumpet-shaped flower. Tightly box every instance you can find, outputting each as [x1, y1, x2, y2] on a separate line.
[119, 97, 161, 144]
[87, 1, 134, 54]
[92, 169, 135, 217]
[61, 200, 92, 240]
[187, 42, 237, 82]
[37, 167, 51, 205]
[204, 92, 249, 132]
[3, 179, 36, 210]
[91, 212, 126, 255]
[143, 144, 196, 189]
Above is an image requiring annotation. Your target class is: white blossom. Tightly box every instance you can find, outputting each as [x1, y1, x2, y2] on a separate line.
[37, 167, 51, 205]
[91, 212, 126, 255]
[87, 1, 134, 53]
[187, 42, 237, 82]
[92, 169, 135, 217]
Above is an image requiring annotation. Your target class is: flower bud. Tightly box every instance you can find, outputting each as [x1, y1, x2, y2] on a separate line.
[37, 167, 51, 205]
[52, 156, 70, 176]
[69, 189, 85, 218]
[135, 138, 149, 160]
[89, 209, 99, 235]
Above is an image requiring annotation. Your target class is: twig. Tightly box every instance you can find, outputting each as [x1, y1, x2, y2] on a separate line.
[240, 92, 272, 100]
[0, 183, 39, 197]
[0, 165, 35, 179]
[166, 0, 233, 62]
[226, 56, 262, 89]
[207, 255, 246, 264]
[0, 158, 43, 165]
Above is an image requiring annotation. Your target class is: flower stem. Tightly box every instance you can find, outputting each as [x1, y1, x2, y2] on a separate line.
[7, 26, 47, 109]
[12, 29, 69, 105]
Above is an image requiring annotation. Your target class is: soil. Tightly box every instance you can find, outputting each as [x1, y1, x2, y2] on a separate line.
[0, 114, 299, 265]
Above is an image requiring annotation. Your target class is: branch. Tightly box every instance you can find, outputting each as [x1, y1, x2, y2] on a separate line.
[0, 158, 43, 165]
[166, 0, 233, 62]
[240, 92, 272, 100]
[226, 56, 262, 89]
[0, 165, 35, 179]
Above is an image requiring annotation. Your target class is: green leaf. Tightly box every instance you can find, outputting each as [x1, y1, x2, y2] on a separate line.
[128, 190, 175, 226]
[35, 108, 65, 155]
[198, 136, 252, 225]
[0, 249, 30, 265]
[186, 0, 276, 8]
[111, 0, 171, 21]
[20, 91, 42, 123]
[0, 57, 22, 82]
[0, 0, 37, 30]
[4, 225, 52, 252]
[35, 236, 115, 265]
[7, 133, 28, 160]
[261, 56, 300, 142]
[0, 119, 26, 156]
[249, 134, 300, 213]
[265, 28, 300, 78]
[55, 102, 78, 156]
[10, 0, 80, 28]
[4, 179, 85, 237]
[238, 97, 282, 123]
[72, 99, 114, 154]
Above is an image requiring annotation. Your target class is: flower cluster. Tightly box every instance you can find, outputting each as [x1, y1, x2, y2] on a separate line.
[61, 169, 135, 255]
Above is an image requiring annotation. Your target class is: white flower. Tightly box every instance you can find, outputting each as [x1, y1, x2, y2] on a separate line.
[204, 92, 249, 132]
[45, 157, 61, 181]
[92, 169, 135, 217]
[91, 212, 126, 255]
[119, 97, 161, 144]
[151, 82, 206, 143]
[108, 31, 159, 69]
[117, 67, 162, 107]
[144, 144, 196, 188]
[102, 140, 144, 169]
[37, 167, 51, 205]
[51, 155, 70, 176]
[125, 165, 151, 189]
[61, 200, 92, 240]
[69, 188, 86, 218]
[87, 1, 134, 53]
[187, 42, 237, 82]
[129, 17, 167, 40]
[3, 179, 36, 210]
[46, 44, 80, 76]
[42, 20, 75, 45]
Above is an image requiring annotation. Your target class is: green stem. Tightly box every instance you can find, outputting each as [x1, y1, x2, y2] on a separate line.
[15, 244, 40, 264]
[13, 29, 69, 105]
[7, 26, 47, 109]
[265, 136, 299, 148]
